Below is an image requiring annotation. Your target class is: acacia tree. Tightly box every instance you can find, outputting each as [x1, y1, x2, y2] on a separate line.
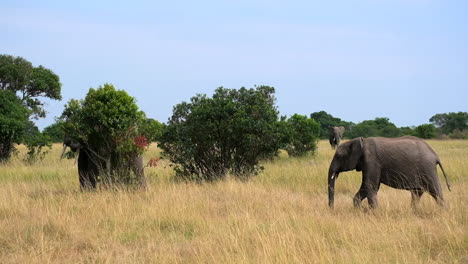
[160, 86, 284, 181]
[0, 54, 61, 118]
[430, 112, 468, 136]
[0, 55, 61, 162]
[60, 84, 147, 185]
[0, 91, 29, 161]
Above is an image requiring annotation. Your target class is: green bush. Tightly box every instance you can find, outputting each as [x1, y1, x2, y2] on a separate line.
[0, 90, 29, 161]
[430, 112, 468, 135]
[159, 86, 283, 181]
[348, 117, 401, 138]
[283, 114, 320, 157]
[140, 118, 164, 143]
[415, 124, 436, 139]
[43, 122, 65, 142]
[310, 111, 353, 139]
[60, 84, 147, 185]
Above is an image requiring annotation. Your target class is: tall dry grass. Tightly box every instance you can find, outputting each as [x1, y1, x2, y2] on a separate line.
[0, 140, 466, 263]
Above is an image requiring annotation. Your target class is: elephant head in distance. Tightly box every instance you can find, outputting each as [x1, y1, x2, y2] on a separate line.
[328, 126, 345, 149]
[328, 136, 451, 209]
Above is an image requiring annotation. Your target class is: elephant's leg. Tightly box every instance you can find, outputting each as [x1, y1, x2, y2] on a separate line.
[425, 167, 446, 207]
[89, 173, 97, 189]
[353, 174, 368, 208]
[79, 171, 93, 190]
[363, 166, 381, 209]
[427, 184, 446, 207]
[353, 187, 367, 208]
[410, 189, 424, 208]
[132, 156, 147, 189]
[367, 192, 379, 209]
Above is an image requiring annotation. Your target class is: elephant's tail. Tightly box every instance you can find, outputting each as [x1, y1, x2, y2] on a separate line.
[437, 161, 451, 191]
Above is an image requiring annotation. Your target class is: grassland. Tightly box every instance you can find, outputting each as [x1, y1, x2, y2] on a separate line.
[0, 140, 466, 263]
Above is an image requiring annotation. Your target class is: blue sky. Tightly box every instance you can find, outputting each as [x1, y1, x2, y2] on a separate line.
[2, 0, 467, 129]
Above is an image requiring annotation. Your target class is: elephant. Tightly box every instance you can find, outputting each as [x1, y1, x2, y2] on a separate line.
[328, 126, 345, 149]
[60, 136, 146, 190]
[327, 136, 451, 209]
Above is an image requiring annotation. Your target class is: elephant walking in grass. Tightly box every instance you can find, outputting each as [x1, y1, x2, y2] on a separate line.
[328, 126, 345, 149]
[327, 136, 451, 209]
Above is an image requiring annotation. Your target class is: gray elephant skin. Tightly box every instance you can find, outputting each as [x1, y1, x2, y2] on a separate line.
[328, 126, 345, 149]
[328, 136, 451, 209]
[61, 137, 146, 190]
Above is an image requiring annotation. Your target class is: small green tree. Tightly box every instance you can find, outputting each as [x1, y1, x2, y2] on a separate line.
[0, 90, 29, 161]
[140, 118, 164, 143]
[43, 121, 65, 142]
[400, 126, 416, 136]
[0, 54, 61, 118]
[430, 112, 468, 136]
[159, 86, 283, 181]
[60, 84, 147, 186]
[310, 111, 354, 139]
[415, 124, 436, 139]
[348, 117, 401, 138]
[0, 55, 61, 162]
[21, 121, 52, 164]
[284, 114, 320, 157]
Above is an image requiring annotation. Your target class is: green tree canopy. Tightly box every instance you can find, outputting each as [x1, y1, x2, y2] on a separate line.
[0, 90, 29, 161]
[0, 54, 62, 118]
[43, 121, 65, 143]
[140, 118, 164, 143]
[415, 124, 436, 139]
[283, 114, 320, 157]
[60, 84, 147, 185]
[348, 117, 401, 138]
[429, 112, 468, 135]
[310, 111, 354, 139]
[159, 85, 283, 181]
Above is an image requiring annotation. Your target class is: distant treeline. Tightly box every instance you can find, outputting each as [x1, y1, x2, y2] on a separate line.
[310, 111, 467, 140]
[1, 54, 467, 169]
[40, 110, 468, 143]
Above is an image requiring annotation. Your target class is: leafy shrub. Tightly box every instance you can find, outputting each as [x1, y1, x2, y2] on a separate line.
[139, 118, 164, 143]
[449, 129, 468, 139]
[348, 117, 401, 138]
[60, 84, 147, 186]
[430, 112, 468, 135]
[415, 124, 436, 139]
[400, 126, 416, 136]
[283, 114, 320, 157]
[23, 131, 52, 164]
[159, 86, 283, 182]
[310, 111, 354, 139]
[42, 122, 65, 142]
[0, 90, 29, 162]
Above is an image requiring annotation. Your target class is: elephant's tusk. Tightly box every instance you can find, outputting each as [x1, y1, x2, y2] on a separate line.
[331, 172, 336, 180]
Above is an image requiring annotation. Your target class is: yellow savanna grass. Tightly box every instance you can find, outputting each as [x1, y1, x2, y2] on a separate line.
[0, 140, 466, 263]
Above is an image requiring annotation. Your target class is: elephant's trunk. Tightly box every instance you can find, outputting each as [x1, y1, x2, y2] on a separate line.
[328, 158, 340, 208]
[328, 170, 337, 208]
[60, 144, 67, 159]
